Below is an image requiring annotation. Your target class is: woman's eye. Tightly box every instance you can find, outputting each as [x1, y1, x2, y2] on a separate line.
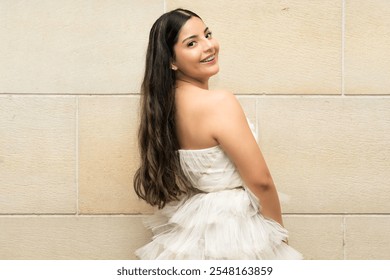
[206, 32, 213, 39]
[187, 41, 196, 47]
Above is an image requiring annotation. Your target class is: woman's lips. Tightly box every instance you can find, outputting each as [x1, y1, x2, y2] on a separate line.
[200, 54, 216, 63]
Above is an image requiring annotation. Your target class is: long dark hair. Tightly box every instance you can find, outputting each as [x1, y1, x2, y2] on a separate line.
[133, 9, 202, 209]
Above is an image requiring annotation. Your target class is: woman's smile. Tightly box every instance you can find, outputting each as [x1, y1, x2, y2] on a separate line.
[200, 54, 217, 64]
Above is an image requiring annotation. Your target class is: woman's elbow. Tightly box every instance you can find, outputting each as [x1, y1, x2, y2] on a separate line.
[251, 174, 275, 192]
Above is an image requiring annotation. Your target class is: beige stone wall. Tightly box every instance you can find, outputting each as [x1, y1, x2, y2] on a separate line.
[0, 0, 389, 260]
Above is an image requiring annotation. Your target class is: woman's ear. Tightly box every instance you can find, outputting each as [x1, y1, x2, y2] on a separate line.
[170, 58, 178, 71]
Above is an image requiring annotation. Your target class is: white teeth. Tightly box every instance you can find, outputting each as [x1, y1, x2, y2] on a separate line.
[202, 55, 215, 62]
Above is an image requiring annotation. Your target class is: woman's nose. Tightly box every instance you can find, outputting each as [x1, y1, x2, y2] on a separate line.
[203, 39, 214, 53]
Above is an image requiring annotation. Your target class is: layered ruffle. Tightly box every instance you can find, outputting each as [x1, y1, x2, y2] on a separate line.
[136, 188, 302, 260]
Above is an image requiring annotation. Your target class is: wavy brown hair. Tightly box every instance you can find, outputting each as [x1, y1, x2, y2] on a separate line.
[133, 9, 202, 209]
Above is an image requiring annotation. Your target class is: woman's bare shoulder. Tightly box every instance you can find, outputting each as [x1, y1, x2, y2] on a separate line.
[206, 89, 243, 120]
[176, 88, 237, 114]
[208, 89, 236, 102]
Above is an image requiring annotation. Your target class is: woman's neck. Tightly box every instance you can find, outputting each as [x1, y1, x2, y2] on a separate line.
[175, 76, 209, 90]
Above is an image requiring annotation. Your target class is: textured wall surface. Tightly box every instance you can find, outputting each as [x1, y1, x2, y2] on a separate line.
[0, 0, 389, 260]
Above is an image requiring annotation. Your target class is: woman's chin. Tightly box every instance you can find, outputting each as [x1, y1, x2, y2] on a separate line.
[208, 66, 220, 77]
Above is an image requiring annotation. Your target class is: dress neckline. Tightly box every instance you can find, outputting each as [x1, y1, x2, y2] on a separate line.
[178, 145, 221, 153]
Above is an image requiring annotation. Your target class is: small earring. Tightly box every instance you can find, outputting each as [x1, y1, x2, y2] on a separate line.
[171, 66, 177, 71]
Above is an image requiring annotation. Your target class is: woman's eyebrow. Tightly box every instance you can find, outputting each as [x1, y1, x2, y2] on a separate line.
[182, 27, 209, 43]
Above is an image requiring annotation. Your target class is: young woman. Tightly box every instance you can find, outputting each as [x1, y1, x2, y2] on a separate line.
[134, 8, 302, 259]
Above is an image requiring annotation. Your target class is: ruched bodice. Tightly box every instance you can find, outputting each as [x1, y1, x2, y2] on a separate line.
[178, 145, 243, 192]
[177, 118, 257, 193]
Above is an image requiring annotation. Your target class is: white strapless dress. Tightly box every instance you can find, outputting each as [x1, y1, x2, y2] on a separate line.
[135, 120, 303, 260]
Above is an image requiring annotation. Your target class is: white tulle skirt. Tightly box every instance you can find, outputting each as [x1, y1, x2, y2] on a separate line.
[135, 188, 303, 260]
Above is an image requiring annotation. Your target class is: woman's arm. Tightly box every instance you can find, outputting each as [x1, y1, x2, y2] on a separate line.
[209, 90, 284, 226]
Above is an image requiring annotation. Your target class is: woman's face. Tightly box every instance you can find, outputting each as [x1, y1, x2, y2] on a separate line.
[172, 16, 219, 85]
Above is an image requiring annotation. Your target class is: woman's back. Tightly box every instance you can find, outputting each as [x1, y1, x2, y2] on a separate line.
[175, 84, 220, 150]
